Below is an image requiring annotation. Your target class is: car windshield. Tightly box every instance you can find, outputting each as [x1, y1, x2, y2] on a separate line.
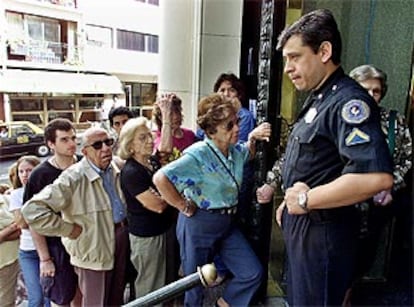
[11, 124, 34, 137]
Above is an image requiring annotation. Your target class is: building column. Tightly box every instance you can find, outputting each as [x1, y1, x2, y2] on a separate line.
[158, 0, 244, 129]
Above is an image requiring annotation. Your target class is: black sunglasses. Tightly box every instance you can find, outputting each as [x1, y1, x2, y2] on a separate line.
[224, 117, 241, 131]
[85, 138, 114, 150]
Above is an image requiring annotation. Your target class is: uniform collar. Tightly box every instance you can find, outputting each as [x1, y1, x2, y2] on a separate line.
[312, 66, 344, 101]
[297, 67, 344, 121]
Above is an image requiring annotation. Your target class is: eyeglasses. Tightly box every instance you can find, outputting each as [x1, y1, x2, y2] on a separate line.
[85, 138, 114, 150]
[137, 133, 153, 143]
[223, 117, 241, 131]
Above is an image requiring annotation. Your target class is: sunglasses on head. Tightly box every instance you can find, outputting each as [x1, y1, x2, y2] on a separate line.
[85, 138, 114, 150]
[224, 117, 241, 131]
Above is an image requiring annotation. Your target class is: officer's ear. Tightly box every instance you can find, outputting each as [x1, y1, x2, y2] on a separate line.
[318, 41, 332, 64]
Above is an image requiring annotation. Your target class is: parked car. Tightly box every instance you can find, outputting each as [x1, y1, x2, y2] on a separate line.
[0, 121, 50, 158]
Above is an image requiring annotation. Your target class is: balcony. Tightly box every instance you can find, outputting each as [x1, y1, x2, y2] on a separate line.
[35, 0, 77, 8]
[7, 40, 82, 66]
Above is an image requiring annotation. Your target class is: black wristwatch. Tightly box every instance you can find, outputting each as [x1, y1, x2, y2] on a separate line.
[297, 192, 309, 212]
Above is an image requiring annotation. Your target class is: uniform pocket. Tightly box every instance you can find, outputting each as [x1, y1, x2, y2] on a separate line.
[286, 128, 318, 174]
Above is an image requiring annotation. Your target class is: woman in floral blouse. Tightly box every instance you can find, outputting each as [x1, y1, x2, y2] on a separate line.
[153, 94, 271, 307]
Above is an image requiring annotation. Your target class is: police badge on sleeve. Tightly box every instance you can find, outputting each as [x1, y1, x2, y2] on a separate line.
[341, 99, 370, 124]
[345, 127, 370, 146]
[342, 100, 371, 146]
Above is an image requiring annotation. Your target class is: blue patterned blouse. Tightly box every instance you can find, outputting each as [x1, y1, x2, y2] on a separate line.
[160, 138, 250, 209]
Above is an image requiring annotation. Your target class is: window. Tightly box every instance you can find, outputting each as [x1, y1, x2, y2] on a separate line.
[134, 0, 158, 4]
[124, 82, 157, 120]
[12, 114, 43, 125]
[86, 25, 112, 48]
[8, 94, 107, 127]
[47, 98, 75, 122]
[117, 30, 145, 51]
[141, 83, 157, 106]
[27, 16, 60, 43]
[79, 96, 103, 122]
[6, 12, 25, 41]
[10, 99, 43, 112]
[6, 12, 65, 62]
[47, 98, 75, 110]
[11, 124, 34, 137]
[146, 35, 158, 53]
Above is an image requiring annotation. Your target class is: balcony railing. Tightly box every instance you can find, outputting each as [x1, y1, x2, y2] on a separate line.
[8, 40, 82, 66]
[35, 0, 77, 8]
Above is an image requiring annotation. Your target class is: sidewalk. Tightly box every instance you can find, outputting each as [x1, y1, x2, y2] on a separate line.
[202, 279, 287, 307]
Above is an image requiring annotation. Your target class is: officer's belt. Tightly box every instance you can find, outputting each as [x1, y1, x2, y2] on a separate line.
[308, 206, 357, 223]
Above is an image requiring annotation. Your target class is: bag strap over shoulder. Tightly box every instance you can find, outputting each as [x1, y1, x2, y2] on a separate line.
[388, 110, 397, 156]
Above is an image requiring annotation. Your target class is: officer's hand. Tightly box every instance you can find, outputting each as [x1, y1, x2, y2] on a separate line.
[284, 181, 310, 215]
[256, 184, 275, 204]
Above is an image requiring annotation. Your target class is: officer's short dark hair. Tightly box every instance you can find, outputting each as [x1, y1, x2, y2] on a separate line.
[277, 9, 342, 65]
[44, 118, 75, 143]
[108, 106, 134, 127]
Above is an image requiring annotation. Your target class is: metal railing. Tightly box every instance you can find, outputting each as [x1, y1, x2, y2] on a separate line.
[123, 263, 216, 307]
[8, 40, 82, 66]
[34, 0, 76, 8]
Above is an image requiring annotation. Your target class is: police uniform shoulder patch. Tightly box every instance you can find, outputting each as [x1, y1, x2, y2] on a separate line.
[345, 127, 370, 146]
[341, 99, 370, 124]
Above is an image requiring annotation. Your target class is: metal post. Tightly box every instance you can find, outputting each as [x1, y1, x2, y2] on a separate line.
[247, 0, 286, 302]
[123, 263, 216, 307]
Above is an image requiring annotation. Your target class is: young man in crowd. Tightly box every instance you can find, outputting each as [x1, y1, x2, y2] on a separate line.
[24, 118, 81, 306]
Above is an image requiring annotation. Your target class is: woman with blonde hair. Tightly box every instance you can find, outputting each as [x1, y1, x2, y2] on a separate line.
[8, 155, 45, 307]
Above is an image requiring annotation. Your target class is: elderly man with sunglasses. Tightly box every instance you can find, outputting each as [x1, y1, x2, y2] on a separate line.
[22, 127, 128, 307]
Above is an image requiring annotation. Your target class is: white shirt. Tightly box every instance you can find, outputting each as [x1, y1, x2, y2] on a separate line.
[8, 187, 36, 251]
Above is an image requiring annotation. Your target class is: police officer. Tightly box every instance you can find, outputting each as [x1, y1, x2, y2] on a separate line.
[256, 9, 393, 306]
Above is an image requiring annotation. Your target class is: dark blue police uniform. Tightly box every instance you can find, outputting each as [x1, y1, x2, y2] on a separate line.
[281, 67, 393, 306]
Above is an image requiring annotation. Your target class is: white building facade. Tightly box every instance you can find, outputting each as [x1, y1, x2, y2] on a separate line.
[0, 0, 160, 126]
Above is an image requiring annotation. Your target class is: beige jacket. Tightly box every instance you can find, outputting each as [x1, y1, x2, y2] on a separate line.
[0, 195, 19, 269]
[22, 158, 125, 271]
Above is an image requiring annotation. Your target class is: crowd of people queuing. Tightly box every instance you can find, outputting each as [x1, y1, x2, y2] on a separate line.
[0, 7, 412, 307]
